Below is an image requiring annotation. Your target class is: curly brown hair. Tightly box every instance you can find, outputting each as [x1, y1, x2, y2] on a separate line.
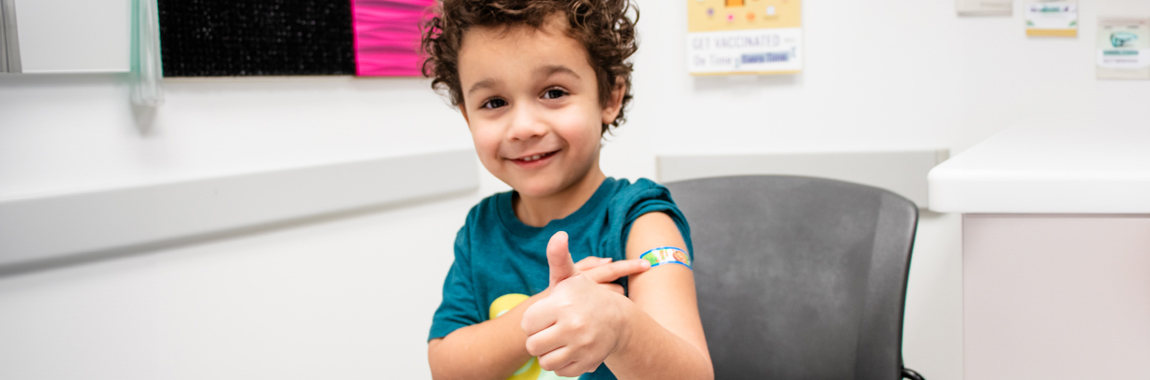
[420, 0, 639, 134]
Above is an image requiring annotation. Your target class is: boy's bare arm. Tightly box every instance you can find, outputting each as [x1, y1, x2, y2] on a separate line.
[428, 257, 651, 380]
[604, 212, 714, 380]
[428, 291, 541, 380]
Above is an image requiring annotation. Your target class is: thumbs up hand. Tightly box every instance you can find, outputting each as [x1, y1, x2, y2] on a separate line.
[546, 231, 580, 288]
[521, 231, 651, 377]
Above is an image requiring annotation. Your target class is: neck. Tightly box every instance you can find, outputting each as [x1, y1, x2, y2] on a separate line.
[514, 167, 607, 227]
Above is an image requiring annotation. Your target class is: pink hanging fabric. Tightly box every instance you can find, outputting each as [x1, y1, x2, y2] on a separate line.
[352, 0, 437, 76]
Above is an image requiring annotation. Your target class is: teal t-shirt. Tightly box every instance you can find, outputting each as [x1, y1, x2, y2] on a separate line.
[428, 177, 693, 380]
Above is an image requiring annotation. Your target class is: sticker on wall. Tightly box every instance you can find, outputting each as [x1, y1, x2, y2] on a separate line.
[351, 0, 437, 76]
[1025, 0, 1077, 37]
[1097, 18, 1150, 80]
[686, 0, 802, 75]
[956, 0, 1012, 16]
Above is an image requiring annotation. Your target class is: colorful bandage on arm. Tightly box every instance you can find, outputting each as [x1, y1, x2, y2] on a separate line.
[639, 247, 691, 270]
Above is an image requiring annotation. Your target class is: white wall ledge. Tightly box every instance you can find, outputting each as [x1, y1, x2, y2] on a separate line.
[658, 149, 948, 208]
[0, 149, 478, 269]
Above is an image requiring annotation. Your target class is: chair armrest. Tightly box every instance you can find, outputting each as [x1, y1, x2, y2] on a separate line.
[902, 367, 925, 380]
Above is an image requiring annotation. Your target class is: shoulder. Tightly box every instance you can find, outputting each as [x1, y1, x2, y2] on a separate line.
[607, 177, 694, 257]
[619, 177, 664, 193]
[454, 190, 512, 250]
[608, 178, 672, 208]
[462, 190, 512, 226]
[602, 178, 681, 225]
[606, 177, 679, 217]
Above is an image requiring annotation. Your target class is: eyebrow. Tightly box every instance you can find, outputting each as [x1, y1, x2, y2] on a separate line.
[537, 65, 580, 80]
[465, 65, 581, 97]
[467, 78, 497, 97]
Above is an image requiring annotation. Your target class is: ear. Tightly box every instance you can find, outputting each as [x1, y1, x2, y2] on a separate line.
[600, 77, 626, 126]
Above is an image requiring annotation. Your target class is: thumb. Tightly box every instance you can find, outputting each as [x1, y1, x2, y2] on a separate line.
[547, 231, 578, 288]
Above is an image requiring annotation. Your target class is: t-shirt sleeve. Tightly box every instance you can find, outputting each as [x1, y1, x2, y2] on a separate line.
[428, 222, 484, 342]
[615, 179, 695, 262]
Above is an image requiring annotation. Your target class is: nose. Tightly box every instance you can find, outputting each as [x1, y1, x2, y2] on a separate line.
[507, 102, 547, 142]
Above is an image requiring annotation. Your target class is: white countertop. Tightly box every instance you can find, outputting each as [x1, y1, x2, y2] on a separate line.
[928, 114, 1150, 214]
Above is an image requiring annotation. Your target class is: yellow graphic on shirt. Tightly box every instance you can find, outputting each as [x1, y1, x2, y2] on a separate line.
[490, 294, 580, 380]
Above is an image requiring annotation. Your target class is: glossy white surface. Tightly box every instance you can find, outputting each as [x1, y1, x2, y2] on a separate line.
[928, 114, 1150, 213]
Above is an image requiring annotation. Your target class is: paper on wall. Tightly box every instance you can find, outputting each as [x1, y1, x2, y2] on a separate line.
[1026, 0, 1077, 37]
[956, 0, 1012, 16]
[1097, 18, 1150, 80]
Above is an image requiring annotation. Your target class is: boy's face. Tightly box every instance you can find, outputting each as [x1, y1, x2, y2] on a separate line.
[457, 15, 621, 198]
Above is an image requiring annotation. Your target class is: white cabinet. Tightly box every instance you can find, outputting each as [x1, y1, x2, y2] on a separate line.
[928, 114, 1150, 379]
[1, 0, 129, 73]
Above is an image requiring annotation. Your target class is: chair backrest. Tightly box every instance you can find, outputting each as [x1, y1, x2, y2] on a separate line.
[665, 175, 918, 380]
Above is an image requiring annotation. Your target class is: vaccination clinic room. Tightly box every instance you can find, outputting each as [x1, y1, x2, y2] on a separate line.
[2, 0, 1149, 379]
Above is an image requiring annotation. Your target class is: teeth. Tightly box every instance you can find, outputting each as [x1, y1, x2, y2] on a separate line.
[521, 154, 544, 162]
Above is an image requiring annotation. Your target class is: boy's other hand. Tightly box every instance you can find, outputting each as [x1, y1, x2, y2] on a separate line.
[573, 255, 612, 271]
[548, 231, 651, 295]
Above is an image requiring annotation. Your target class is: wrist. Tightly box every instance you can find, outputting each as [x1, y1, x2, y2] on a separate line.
[609, 293, 639, 359]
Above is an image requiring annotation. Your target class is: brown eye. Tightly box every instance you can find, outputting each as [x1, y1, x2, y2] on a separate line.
[542, 88, 568, 99]
[482, 98, 508, 109]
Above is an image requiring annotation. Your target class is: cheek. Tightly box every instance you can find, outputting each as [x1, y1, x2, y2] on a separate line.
[470, 124, 504, 160]
[553, 106, 602, 155]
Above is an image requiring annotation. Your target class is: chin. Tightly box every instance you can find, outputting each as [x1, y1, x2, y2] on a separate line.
[511, 179, 564, 198]
[506, 173, 573, 198]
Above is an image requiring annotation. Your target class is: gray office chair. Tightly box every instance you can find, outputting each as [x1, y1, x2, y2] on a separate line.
[665, 175, 924, 380]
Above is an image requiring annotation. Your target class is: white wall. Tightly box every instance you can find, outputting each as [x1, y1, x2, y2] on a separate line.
[2, 0, 1149, 379]
[12, 0, 130, 73]
[0, 75, 473, 199]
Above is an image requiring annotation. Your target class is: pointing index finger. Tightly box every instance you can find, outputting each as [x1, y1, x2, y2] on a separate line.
[581, 259, 651, 284]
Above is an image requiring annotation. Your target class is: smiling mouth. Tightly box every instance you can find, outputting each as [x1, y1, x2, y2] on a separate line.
[512, 150, 559, 163]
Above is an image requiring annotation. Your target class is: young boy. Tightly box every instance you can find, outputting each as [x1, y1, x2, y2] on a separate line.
[422, 1, 713, 379]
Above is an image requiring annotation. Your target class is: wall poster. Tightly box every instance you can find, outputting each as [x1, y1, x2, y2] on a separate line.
[687, 0, 802, 75]
[1026, 0, 1078, 37]
[1097, 18, 1150, 80]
